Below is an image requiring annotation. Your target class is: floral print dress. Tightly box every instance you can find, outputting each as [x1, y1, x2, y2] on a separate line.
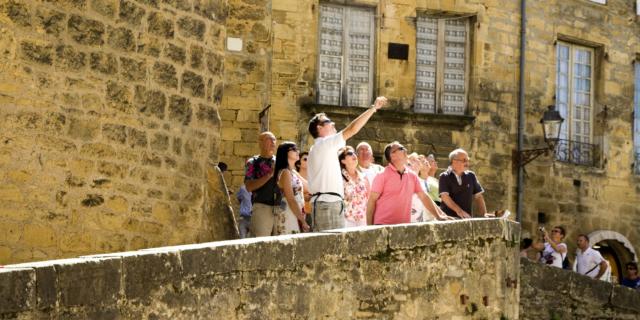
[343, 169, 368, 227]
[275, 169, 303, 235]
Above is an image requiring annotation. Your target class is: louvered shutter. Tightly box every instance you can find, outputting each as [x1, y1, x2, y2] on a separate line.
[318, 5, 343, 105]
[415, 17, 438, 113]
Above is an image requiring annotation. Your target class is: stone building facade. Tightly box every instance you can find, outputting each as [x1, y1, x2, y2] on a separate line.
[0, 0, 235, 264]
[221, 0, 640, 280]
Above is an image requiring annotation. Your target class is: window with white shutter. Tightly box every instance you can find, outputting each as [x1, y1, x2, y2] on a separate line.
[634, 62, 640, 174]
[415, 15, 469, 115]
[318, 4, 374, 107]
[555, 42, 595, 164]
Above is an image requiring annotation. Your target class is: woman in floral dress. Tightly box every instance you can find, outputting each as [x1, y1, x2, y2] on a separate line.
[274, 142, 310, 234]
[339, 146, 370, 227]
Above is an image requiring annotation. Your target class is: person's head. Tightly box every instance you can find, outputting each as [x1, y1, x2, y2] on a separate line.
[547, 225, 566, 243]
[308, 113, 336, 139]
[338, 146, 357, 180]
[577, 234, 590, 250]
[217, 162, 228, 173]
[258, 131, 277, 157]
[521, 238, 533, 250]
[626, 262, 638, 276]
[449, 148, 469, 173]
[274, 141, 299, 178]
[356, 142, 374, 168]
[427, 154, 438, 177]
[295, 151, 309, 172]
[384, 141, 408, 167]
[407, 152, 423, 173]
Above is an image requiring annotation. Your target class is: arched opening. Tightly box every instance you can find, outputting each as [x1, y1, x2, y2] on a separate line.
[588, 230, 637, 285]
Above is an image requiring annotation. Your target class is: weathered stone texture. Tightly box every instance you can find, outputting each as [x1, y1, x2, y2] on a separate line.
[0, 220, 521, 319]
[520, 258, 640, 319]
[0, 0, 229, 264]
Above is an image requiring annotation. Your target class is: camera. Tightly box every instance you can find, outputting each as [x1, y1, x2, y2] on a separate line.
[538, 226, 546, 233]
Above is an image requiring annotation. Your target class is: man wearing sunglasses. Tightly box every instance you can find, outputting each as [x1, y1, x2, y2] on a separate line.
[439, 148, 486, 219]
[366, 142, 452, 225]
[621, 262, 640, 289]
[307, 96, 387, 231]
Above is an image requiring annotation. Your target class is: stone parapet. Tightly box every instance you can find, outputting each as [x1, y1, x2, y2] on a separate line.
[519, 257, 640, 319]
[0, 219, 520, 319]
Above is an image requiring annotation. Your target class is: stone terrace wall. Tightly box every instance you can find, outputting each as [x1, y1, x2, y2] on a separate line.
[519, 258, 640, 319]
[0, 219, 520, 319]
[0, 0, 234, 264]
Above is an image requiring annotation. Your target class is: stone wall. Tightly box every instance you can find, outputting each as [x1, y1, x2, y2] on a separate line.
[518, 0, 640, 258]
[0, 219, 521, 319]
[519, 258, 640, 319]
[0, 0, 234, 264]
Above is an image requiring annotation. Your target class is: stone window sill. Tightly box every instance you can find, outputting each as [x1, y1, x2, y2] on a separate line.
[300, 104, 475, 130]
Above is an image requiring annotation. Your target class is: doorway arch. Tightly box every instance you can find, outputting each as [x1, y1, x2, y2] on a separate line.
[588, 230, 637, 284]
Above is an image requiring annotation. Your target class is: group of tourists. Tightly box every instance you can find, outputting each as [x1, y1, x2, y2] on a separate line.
[520, 226, 640, 290]
[238, 96, 491, 237]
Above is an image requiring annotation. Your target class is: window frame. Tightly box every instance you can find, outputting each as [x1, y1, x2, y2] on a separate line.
[414, 14, 471, 115]
[634, 61, 640, 174]
[316, 3, 376, 107]
[556, 41, 595, 145]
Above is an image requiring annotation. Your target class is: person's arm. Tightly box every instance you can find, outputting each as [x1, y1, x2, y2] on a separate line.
[417, 192, 454, 221]
[279, 170, 309, 231]
[474, 194, 487, 216]
[245, 169, 273, 192]
[595, 260, 608, 279]
[543, 233, 567, 254]
[440, 193, 470, 219]
[366, 192, 380, 225]
[341, 97, 387, 140]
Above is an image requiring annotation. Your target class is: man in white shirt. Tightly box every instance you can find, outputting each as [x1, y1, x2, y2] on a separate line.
[307, 96, 387, 231]
[356, 141, 384, 187]
[573, 234, 608, 280]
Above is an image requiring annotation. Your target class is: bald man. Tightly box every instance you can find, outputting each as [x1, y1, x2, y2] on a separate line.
[244, 132, 280, 237]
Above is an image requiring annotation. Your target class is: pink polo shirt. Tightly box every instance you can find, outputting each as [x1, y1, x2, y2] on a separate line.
[371, 164, 422, 225]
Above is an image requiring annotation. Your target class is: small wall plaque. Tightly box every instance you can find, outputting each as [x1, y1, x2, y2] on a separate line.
[388, 43, 409, 60]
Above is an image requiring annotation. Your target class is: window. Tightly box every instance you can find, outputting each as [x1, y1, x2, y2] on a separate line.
[415, 15, 470, 115]
[634, 62, 640, 174]
[589, 0, 606, 4]
[317, 4, 374, 107]
[555, 42, 595, 165]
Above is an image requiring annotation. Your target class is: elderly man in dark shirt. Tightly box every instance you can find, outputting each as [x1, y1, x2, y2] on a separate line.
[439, 148, 487, 219]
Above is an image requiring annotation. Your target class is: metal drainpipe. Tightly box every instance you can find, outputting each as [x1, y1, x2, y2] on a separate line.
[516, 0, 527, 223]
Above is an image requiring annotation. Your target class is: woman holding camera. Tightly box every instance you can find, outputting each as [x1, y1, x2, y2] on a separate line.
[533, 226, 568, 268]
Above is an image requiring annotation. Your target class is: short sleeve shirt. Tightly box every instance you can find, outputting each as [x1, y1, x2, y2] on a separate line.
[372, 164, 422, 225]
[439, 169, 483, 216]
[244, 155, 280, 205]
[308, 132, 345, 202]
[575, 247, 605, 278]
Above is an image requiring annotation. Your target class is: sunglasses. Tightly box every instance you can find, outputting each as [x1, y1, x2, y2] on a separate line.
[628, 267, 637, 270]
[320, 119, 333, 125]
[453, 158, 469, 163]
[392, 146, 406, 153]
[287, 147, 298, 152]
[344, 151, 355, 156]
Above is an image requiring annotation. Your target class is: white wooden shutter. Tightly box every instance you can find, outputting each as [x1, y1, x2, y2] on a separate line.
[346, 7, 374, 107]
[556, 43, 570, 142]
[441, 19, 467, 115]
[318, 5, 343, 105]
[415, 17, 438, 113]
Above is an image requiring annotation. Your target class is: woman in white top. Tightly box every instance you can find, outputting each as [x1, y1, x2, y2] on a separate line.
[533, 225, 568, 268]
[274, 142, 310, 234]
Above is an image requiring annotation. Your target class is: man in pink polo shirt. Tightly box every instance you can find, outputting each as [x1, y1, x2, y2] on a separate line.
[366, 142, 452, 225]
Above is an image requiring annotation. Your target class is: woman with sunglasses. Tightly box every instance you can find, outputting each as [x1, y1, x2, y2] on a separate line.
[533, 226, 568, 269]
[339, 146, 370, 227]
[274, 142, 310, 234]
[295, 152, 313, 226]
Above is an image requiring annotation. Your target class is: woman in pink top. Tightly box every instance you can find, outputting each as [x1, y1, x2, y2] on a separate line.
[339, 146, 370, 227]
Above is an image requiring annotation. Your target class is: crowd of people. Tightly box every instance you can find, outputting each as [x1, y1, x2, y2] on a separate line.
[520, 226, 640, 290]
[237, 96, 492, 235]
[234, 95, 639, 292]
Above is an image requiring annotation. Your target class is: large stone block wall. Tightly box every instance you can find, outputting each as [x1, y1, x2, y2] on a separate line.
[0, 219, 521, 319]
[518, 0, 640, 255]
[519, 258, 640, 319]
[0, 0, 234, 264]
